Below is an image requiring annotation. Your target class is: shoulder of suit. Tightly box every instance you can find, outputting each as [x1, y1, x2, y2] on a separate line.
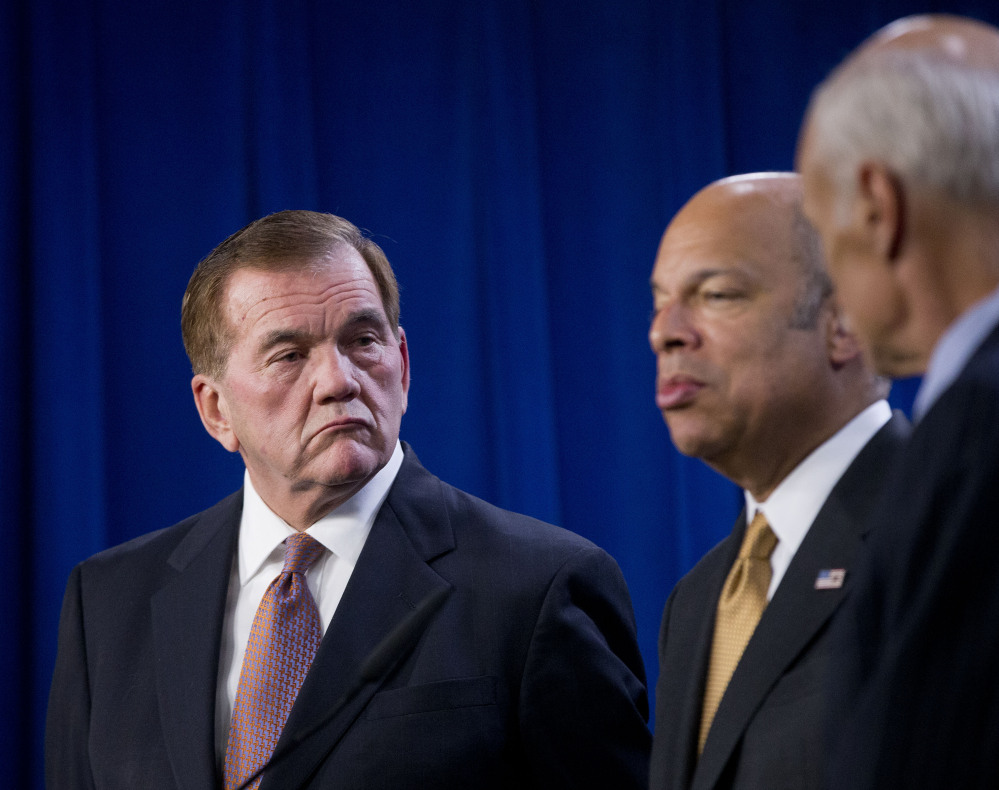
[912, 367, 999, 459]
[441, 477, 603, 552]
[670, 534, 736, 595]
[77, 488, 242, 573]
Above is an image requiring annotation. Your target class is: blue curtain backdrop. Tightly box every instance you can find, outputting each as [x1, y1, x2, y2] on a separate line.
[2, 0, 988, 785]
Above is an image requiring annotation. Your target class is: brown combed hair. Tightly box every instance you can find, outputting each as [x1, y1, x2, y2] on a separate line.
[181, 210, 400, 378]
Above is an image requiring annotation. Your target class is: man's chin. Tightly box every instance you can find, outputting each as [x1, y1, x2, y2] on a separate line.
[308, 445, 388, 489]
[664, 421, 722, 461]
[870, 344, 927, 380]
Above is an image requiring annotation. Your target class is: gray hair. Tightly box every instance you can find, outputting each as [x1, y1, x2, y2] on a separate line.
[789, 200, 834, 329]
[805, 49, 999, 214]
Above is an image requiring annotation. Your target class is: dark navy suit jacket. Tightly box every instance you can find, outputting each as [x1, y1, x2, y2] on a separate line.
[46, 445, 651, 789]
[826, 324, 999, 788]
[649, 414, 909, 790]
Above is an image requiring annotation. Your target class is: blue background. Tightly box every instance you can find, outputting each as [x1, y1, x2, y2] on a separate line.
[1, 1, 979, 785]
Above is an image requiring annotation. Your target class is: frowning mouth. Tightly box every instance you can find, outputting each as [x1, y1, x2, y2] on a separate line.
[312, 417, 370, 439]
[656, 376, 705, 410]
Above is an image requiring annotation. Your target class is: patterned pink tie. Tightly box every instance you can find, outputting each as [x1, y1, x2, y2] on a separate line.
[224, 532, 326, 790]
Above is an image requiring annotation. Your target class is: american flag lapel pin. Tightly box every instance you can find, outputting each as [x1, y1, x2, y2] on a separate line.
[814, 568, 846, 590]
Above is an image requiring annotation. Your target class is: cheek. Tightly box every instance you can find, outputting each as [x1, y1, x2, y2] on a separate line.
[229, 380, 280, 413]
[228, 380, 305, 437]
[726, 323, 818, 405]
[372, 383, 406, 425]
[366, 360, 407, 410]
[818, 227, 858, 285]
[839, 268, 896, 339]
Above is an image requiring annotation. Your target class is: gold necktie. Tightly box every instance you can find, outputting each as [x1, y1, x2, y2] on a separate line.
[698, 512, 777, 753]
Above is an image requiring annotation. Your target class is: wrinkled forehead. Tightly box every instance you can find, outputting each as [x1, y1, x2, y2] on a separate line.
[222, 251, 379, 328]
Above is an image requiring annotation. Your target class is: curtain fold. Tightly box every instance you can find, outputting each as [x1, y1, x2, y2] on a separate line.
[1, 5, 31, 785]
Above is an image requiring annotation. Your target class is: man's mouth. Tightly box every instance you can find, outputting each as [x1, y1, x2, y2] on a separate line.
[313, 417, 370, 438]
[656, 377, 705, 410]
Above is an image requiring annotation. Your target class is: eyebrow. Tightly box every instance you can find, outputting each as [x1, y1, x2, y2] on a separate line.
[257, 328, 316, 355]
[255, 308, 389, 354]
[651, 267, 736, 294]
[342, 308, 387, 330]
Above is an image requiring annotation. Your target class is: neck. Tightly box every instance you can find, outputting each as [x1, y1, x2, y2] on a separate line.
[903, 193, 999, 357]
[251, 476, 372, 531]
[717, 392, 879, 502]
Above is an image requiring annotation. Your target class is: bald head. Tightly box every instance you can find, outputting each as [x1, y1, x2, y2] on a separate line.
[669, 172, 802, 238]
[862, 14, 999, 68]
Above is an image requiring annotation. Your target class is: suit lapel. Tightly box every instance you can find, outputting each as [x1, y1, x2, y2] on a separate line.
[669, 519, 744, 790]
[260, 449, 454, 790]
[692, 415, 908, 790]
[151, 491, 242, 790]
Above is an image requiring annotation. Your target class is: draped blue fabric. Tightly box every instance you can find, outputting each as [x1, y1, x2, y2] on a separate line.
[2, 1, 989, 785]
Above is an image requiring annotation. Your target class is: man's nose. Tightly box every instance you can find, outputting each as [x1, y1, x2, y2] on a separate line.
[312, 346, 362, 402]
[649, 302, 699, 353]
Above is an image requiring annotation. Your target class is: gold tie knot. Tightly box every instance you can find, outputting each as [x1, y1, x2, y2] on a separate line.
[742, 512, 777, 560]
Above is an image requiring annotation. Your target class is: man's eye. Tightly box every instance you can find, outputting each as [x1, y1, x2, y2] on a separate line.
[703, 290, 740, 301]
[275, 350, 303, 363]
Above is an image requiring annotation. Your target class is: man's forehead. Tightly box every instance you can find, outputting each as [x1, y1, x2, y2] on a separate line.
[223, 257, 381, 326]
[657, 210, 788, 274]
[651, 240, 767, 295]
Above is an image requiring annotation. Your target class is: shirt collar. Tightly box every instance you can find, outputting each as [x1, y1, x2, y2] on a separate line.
[237, 441, 405, 586]
[913, 284, 999, 422]
[744, 400, 891, 555]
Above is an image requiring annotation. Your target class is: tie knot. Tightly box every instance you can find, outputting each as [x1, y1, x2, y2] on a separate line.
[741, 512, 777, 560]
[282, 532, 325, 575]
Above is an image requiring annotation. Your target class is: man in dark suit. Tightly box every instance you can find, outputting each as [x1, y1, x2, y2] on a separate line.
[647, 173, 906, 789]
[797, 15, 999, 788]
[45, 210, 652, 789]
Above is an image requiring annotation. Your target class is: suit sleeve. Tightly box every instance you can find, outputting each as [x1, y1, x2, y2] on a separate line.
[656, 586, 678, 669]
[517, 545, 652, 789]
[649, 585, 680, 788]
[45, 563, 98, 790]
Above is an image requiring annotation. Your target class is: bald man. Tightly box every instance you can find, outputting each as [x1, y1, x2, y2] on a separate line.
[798, 14, 999, 788]
[647, 173, 906, 790]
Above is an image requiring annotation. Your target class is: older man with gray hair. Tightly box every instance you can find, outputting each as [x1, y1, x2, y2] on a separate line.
[797, 14, 999, 788]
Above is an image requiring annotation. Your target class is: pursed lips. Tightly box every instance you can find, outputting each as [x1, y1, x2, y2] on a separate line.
[309, 416, 371, 442]
[656, 375, 706, 410]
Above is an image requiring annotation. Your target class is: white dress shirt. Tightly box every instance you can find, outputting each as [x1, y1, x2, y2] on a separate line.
[912, 284, 999, 422]
[214, 441, 405, 764]
[744, 400, 892, 600]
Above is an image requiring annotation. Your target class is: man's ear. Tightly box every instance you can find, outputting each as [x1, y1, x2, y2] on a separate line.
[857, 161, 905, 262]
[825, 301, 863, 368]
[397, 327, 411, 415]
[191, 374, 240, 452]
